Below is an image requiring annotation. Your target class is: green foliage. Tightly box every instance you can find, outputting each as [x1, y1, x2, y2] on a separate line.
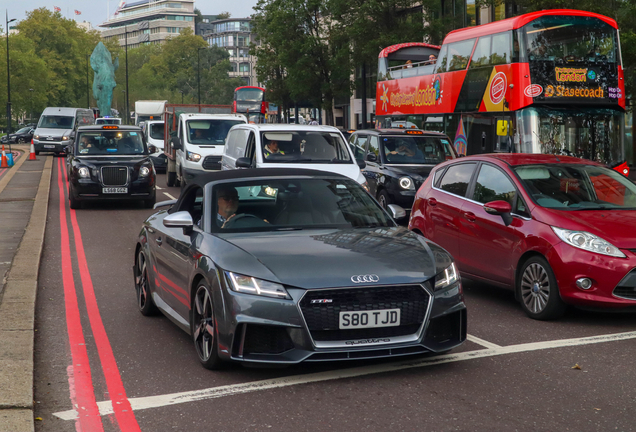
[217, 12, 232, 19]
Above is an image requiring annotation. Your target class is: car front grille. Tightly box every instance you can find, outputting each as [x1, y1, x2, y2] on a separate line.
[613, 269, 636, 300]
[101, 166, 129, 186]
[299, 285, 430, 341]
[202, 156, 222, 170]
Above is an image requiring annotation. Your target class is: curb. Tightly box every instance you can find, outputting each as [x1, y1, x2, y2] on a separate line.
[0, 154, 53, 432]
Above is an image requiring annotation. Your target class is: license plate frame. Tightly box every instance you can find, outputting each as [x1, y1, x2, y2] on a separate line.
[102, 187, 128, 194]
[43, 145, 56, 148]
[339, 308, 401, 329]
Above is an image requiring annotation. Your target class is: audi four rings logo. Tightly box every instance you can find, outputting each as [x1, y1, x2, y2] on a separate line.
[351, 274, 380, 283]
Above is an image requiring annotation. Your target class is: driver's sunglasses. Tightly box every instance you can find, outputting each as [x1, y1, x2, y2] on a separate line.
[220, 195, 239, 202]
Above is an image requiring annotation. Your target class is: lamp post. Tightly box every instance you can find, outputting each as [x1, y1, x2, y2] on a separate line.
[28, 88, 33, 124]
[86, 54, 90, 109]
[6, 11, 17, 149]
[124, 25, 130, 124]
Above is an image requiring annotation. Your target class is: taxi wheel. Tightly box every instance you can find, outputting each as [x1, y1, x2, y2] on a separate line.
[143, 197, 156, 209]
[191, 282, 224, 370]
[517, 256, 566, 320]
[135, 251, 158, 316]
[69, 186, 82, 210]
[378, 190, 392, 209]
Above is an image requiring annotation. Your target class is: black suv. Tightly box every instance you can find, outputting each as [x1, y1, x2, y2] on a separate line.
[67, 125, 156, 209]
[348, 129, 456, 211]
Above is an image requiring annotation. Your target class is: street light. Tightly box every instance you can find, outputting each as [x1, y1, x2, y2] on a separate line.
[124, 25, 130, 124]
[86, 54, 90, 109]
[6, 11, 17, 149]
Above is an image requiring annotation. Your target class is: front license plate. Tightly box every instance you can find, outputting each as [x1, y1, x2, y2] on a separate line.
[339, 308, 401, 329]
[43, 145, 56, 148]
[102, 187, 128, 194]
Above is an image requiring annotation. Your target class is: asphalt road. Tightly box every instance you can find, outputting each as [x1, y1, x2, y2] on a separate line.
[34, 160, 636, 432]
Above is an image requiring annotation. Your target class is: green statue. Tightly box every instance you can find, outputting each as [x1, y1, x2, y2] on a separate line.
[90, 42, 119, 118]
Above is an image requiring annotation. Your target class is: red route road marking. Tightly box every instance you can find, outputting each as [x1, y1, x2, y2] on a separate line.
[56, 158, 105, 432]
[62, 159, 142, 432]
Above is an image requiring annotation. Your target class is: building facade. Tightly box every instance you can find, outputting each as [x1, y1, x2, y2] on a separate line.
[100, 0, 196, 49]
[204, 18, 260, 87]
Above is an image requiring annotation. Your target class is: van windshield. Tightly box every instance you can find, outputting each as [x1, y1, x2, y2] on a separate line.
[260, 131, 353, 163]
[187, 119, 245, 145]
[149, 123, 165, 140]
[38, 115, 75, 130]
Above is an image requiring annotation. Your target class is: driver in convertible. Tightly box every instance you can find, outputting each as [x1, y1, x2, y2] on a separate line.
[217, 185, 240, 228]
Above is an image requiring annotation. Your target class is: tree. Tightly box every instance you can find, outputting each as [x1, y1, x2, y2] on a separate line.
[217, 12, 232, 19]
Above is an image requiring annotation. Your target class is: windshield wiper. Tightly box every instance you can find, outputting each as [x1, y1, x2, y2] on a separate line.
[274, 227, 304, 231]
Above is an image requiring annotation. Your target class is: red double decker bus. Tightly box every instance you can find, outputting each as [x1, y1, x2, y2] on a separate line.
[232, 86, 269, 123]
[375, 10, 628, 167]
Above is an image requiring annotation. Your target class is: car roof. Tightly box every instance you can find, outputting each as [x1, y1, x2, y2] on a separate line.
[237, 124, 342, 132]
[77, 125, 142, 131]
[447, 153, 605, 167]
[354, 128, 448, 137]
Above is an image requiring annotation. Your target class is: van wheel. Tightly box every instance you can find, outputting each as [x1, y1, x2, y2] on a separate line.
[174, 172, 181, 188]
[167, 171, 176, 187]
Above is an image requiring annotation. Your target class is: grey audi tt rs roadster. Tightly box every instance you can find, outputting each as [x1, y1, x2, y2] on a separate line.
[134, 168, 466, 369]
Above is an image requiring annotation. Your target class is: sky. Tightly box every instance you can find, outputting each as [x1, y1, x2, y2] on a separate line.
[7, 0, 260, 29]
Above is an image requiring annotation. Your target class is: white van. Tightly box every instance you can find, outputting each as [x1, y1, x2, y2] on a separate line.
[144, 120, 167, 173]
[95, 117, 122, 125]
[221, 124, 367, 186]
[33, 107, 95, 155]
[172, 113, 247, 187]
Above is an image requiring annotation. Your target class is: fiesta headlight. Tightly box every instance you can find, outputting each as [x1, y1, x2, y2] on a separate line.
[434, 262, 459, 290]
[186, 151, 201, 162]
[78, 167, 90, 178]
[552, 227, 625, 258]
[139, 166, 150, 177]
[399, 176, 414, 190]
[227, 272, 290, 299]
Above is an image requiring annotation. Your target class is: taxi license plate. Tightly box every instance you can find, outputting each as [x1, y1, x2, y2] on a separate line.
[102, 187, 128, 194]
[43, 145, 56, 148]
[339, 308, 400, 329]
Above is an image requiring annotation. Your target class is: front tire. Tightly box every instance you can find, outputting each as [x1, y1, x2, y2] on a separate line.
[377, 189, 392, 209]
[517, 256, 566, 320]
[191, 282, 223, 370]
[69, 186, 82, 210]
[135, 251, 158, 316]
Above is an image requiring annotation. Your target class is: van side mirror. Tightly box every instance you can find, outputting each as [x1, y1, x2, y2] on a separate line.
[484, 200, 513, 226]
[148, 145, 157, 154]
[357, 159, 366, 169]
[236, 157, 252, 168]
[366, 153, 377, 162]
[170, 137, 182, 150]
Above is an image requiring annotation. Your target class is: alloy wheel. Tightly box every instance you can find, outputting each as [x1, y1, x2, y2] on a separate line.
[193, 285, 215, 362]
[520, 263, 550, 314]
[378, 194, 387, 209]
[135, 253, 149, 310]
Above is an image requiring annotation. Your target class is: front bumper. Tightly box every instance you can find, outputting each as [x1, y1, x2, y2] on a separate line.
[546, 243, 636, 309]
[70, 176, 155, 201]
[215, 277, 466, 365]
[33, 140, 71, 153]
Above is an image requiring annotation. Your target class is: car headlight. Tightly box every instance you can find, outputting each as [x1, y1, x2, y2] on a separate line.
[434, 262, 459, 290]
[63, 136, 69, 141]
[227, 272, 290, 299]
[34, 135, 39, 139]
[186, 151, 201, 162]
[362, 180, 370, 192]
[78, 167, 90, 178]
[552, 227, 626, 258]
[399, 176, 414, 190]
[139, 166, 150, 177]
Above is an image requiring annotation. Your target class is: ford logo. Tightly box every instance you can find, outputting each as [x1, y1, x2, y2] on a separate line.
[351, 274, 380, 284]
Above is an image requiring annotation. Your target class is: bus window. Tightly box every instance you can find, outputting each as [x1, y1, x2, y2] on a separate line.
[447, 39, 476, 71]
[470, 36, 492, 68]
[435, 45, 449, 73]
[491, 32, 511, 65]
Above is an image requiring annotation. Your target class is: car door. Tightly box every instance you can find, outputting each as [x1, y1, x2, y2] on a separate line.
[458, 163, 526, 284]
[426, 162, 478, 264]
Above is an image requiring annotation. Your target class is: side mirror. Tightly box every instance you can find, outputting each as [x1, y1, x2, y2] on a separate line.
[387, 204, 407, 221]
[356, 159, 367, 169]
[366, 153, 377, 162]
[236, 157, 252, 168]
[148, 145, 157, 154]
[66, 145, 73, 154]
[484, 200, 513, 226]
[170, 137, 182, 151]
[163, 211, 194, 234]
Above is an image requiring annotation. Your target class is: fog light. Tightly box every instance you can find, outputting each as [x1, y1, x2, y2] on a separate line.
[576, 278, 592, 290]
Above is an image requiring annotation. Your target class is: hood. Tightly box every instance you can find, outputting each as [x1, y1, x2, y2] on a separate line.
[383, 164, 434, 180]
[35, 127, 73, 138]
[538, 208, 636, 249]
[217, 227, 452, 289]
[76, 155, 150, 165]
[262, 163, 361, 183]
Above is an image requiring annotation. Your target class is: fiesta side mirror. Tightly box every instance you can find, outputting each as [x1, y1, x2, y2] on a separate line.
[366, 153, 377, 162]
[356, 159, 366, 169]
[236, 157, 252, 168]
[484, 200, 513, 226]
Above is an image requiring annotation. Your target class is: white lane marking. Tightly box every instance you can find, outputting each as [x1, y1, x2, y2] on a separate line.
[53, 330, 636, 420]
[163, 192, 176, 200]
[467, 334, 502, 349]
[156, 186, 163, 190]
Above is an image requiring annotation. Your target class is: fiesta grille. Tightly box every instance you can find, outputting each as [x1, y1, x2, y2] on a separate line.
[613, 269, 636, 300]
[299, 285, 430, 341]
[101, 166, 128, 186]
[202, 156, 222, 170]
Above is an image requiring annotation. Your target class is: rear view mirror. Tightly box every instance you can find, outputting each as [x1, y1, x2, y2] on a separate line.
[170, 137, 182, 151]
[356, 159, 366, 169]
[366, 153, 377, 162]
[236, 157, 252, 168]
[163, 211, 193, 235]
[484, 200, 513, 226]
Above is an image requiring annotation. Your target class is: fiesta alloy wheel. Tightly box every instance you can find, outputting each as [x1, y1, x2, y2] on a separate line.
[191, 282, 223, 370]
[517, 256, 566, 320]
[135, 251, 158, 316]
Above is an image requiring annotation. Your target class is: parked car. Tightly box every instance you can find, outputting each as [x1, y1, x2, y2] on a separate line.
[67, 125, 155, 209]
[409, 153, 636, 320]
[134, 168, 466, 368]
[221, 124, 368, 187]
[1, 126, 35, 144]
[348, 129, 456, 210]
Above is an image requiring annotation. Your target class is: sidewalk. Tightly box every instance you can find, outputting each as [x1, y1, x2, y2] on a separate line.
[0, 146, 52, 432]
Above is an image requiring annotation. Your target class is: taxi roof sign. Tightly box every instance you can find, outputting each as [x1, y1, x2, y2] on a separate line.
[102, 125, 119, 129]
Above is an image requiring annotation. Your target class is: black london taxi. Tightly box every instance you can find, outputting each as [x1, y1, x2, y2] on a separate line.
[67, 125, 156, 209]
[348, 129, 456, 211]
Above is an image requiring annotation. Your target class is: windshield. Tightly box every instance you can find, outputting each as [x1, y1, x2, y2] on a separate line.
[76, 131, 146, 156]
[515, 164, 636, 210]
[524, 16, 618, 63]
[38, 115, 74, 130]
[187, 119, 244, 145]
[16, 127, 31, 134]
[260, 131, 352, 163]
[382, 135, 456, 164]
[96, 118, 121, 125]
[212, 178, 394, 232]
[149, 123, 165, 140]
[236, 88, 264, 102]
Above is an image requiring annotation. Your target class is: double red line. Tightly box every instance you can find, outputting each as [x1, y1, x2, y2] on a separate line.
[56, 158, 141, 431]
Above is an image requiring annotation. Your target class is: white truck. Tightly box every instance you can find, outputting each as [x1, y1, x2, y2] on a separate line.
[134, 100, 167, 126]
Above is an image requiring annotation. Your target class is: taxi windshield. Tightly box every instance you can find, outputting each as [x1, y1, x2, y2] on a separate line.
[76, 131, 146, 156]
[260, 131, 352, 163]
[382, 136, 455, 164]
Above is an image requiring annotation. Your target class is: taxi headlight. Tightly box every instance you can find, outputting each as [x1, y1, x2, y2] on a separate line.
[227, 272, 290, 299]
[552, 227, 625, 258]
[186, 151, 201, 162]
[399, 176, 414, 190]
[139, 166, 150, 177]
[434, 262, 459, 290]
[78, 167, 90, 178]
